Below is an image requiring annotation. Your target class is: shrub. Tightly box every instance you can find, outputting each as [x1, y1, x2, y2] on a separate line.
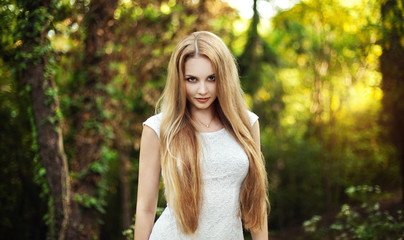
[303, 185, 404, 240]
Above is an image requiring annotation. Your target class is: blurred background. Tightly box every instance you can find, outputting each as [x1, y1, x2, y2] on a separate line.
[1, 0, 403, 239]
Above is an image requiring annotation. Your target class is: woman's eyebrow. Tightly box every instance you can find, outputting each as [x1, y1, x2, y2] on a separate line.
[184, 73, 215, 77]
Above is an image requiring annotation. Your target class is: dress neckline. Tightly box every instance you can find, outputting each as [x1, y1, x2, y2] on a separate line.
[199, 128, 226, 135]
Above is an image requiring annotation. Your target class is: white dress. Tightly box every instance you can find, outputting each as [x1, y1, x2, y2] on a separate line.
[143, 111, 259, 240]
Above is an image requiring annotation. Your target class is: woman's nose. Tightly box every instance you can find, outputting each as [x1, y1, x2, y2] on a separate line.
[198, 81, 208, 94]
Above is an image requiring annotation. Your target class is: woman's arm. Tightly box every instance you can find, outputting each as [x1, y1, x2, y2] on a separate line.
[134, 126, 161, 240]
[250, 120, 269, 240]
[251, 216, 268, 240]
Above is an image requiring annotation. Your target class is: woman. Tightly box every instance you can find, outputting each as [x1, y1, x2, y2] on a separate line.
[134, 31, 269, 240]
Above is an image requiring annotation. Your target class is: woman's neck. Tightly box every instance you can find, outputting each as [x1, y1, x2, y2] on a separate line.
[190, 107, 215, 123]
[190, 106, 222, 131]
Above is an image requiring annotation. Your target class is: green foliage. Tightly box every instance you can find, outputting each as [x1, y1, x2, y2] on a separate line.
[70, 146, 116, 216]
[74, 193, 104, 213]
[122, 215, 136, 240]
[122, 224, 135, 240]
[303, 185, 404, 240]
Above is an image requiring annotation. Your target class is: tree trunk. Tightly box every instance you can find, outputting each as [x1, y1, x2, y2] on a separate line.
[239, 0, 261, 95]
[380, 0, 404, 204]
[67, 0, 118, 238]
[114, 131, 132, 230]
[20, 1, 71, 239]
[312, 71, 333, 216]
[28, 59, 71, 240]
[111, 116, 133, 231]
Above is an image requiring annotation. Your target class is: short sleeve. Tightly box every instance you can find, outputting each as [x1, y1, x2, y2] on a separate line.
[143, 113, 163, 138]
[247, 111, 259, 126]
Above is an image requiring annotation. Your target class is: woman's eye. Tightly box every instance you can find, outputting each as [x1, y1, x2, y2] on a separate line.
[208, 75, 215, 81]
[186, 77, 197, 82]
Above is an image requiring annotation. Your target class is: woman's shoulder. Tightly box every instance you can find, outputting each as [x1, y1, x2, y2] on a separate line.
[143, 113, 163, 138]
[247, 110, 259, 126]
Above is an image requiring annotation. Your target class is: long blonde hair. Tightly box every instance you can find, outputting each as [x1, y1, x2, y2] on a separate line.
[157, 31, 269, 234]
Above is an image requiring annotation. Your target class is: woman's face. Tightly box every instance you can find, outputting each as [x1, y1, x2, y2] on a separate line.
[184, 56, 217, 112]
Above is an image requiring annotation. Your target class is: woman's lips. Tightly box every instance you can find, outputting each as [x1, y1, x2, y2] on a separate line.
[196, 97, 209, 103]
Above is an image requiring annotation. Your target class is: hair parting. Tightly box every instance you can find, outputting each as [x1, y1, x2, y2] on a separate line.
[194, 39, 199, 56]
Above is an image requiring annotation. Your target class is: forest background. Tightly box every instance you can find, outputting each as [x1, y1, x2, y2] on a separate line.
[1, 0, 404, 239]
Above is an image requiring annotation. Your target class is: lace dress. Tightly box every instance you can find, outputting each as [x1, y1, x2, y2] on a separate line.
[143, 111, 258, 240]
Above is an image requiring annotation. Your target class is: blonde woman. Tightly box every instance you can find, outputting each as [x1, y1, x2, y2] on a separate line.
[134, 31, 269, 240]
